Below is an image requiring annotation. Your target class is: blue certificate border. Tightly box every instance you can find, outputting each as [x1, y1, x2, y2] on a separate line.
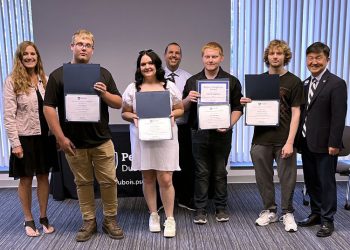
[197, 79, 230, 104]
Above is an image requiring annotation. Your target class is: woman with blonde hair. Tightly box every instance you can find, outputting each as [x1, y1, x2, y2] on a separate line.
[3, 41, 58, 237]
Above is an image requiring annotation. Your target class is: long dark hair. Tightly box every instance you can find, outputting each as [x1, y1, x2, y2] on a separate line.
[135, 49, 167, 91]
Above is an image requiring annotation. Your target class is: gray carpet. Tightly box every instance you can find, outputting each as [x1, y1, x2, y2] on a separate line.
[0, 182, 349, 250]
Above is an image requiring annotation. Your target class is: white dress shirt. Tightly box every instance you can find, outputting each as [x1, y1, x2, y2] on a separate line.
[164, 67, 192, 124]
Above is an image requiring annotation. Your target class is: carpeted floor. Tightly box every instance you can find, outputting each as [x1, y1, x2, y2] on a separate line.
[0, 182, 349, 249]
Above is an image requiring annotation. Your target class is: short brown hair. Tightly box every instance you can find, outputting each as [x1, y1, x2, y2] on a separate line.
[201, 42, 224, 56]
[264, 39, 292, 66]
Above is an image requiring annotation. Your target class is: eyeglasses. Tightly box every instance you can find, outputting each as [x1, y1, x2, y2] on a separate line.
[73, 42, 94, 49]
[139, 49, 153, 55]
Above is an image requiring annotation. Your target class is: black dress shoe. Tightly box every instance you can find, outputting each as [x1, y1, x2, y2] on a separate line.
[316, 222, 334, 237]
[297, 214, 321, 227]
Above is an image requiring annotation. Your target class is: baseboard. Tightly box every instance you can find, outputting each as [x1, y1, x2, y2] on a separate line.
[0, 170, 347, 188]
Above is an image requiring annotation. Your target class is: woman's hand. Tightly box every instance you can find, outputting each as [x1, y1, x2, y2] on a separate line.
[12, 145, 24, 158]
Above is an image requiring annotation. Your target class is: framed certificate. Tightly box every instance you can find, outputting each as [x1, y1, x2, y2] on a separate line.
[65, 94, 100, 122]
[198, 104, 231, 130]
[245, 100, 279, 126]
[197, 79, 229, 104]
[197, 79, 231, 130]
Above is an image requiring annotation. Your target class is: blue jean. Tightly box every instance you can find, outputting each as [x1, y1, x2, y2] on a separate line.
[191, 129, 232, 210]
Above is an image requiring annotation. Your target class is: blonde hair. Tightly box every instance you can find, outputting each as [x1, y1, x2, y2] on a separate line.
[71, 29, 95, 45]
[10, 41, 46, 95]
[264, 39, 292, 66]
[201, 42, 224, 56]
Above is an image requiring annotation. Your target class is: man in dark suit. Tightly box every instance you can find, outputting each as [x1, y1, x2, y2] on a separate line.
[297, 42, 347, 237]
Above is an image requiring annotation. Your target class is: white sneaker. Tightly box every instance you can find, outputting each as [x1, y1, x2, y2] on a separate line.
[280, 213, 298, 232]
[255, 210, 278, 226]
[164, 217, 176, 237]
[149, 212, 161, 232]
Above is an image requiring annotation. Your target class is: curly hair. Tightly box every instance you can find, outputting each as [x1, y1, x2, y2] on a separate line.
[263, 39, 292, 66]
[135, 50, 166, 91]
[10, 41, 46, 95]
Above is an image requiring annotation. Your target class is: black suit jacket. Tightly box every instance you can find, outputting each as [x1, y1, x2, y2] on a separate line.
[296, 69, 347, 153]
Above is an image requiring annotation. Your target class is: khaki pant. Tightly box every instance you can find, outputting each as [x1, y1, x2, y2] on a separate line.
[65, 139, 118, 220]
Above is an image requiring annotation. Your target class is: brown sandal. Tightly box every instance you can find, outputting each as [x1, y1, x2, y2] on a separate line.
[24, 220, 40, 237]
[40, 217, 55, 234]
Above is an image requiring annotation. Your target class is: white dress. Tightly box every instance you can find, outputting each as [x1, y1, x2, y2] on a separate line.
[122, 81, 182, 171]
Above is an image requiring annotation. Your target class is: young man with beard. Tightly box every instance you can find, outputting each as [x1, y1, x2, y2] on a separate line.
[241, 40, 303, 232]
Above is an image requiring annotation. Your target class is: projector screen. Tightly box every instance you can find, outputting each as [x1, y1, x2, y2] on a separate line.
[32, 0, 230, 123]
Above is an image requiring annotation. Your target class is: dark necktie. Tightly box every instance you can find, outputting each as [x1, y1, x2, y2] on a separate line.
[302, 78, 318, 137]
[168, 72, 177, 83]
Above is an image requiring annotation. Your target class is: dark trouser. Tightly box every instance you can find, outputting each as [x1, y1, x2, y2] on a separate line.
[301, 138, 337, 223]
[173, 124, 195, 204]
[250, 144, 297, 214]
[191, 129, 232, 210]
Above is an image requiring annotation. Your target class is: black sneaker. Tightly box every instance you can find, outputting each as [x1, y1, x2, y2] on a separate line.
[193, 209, 207, 224]
[215, 209, 229, 222]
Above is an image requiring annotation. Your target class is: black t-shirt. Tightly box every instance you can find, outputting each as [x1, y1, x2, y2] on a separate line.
[183, 67, 243, 130]
[252, 71, 304, 145]
[44, 65, 121, 148]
